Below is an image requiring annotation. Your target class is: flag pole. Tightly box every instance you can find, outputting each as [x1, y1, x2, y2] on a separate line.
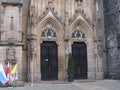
[31, 57, 34, 86]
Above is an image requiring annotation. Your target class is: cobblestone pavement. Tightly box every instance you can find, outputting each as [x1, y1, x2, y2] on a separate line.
[0, 80, 120, 90]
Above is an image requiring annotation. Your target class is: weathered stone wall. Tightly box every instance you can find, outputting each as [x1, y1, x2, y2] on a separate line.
[36, 0, 94, 21]
[0, 46, 23, 80]
[22, 0, 29, 82]
[0, 1, 27, 81]
[103, 0, 120, 79]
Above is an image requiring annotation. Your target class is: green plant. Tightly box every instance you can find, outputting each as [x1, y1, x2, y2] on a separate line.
[67, 53, 74, 77]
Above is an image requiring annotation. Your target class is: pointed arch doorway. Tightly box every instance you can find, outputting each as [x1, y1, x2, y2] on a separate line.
[72, 42, 88, 79]
[41, 41, 58, 80]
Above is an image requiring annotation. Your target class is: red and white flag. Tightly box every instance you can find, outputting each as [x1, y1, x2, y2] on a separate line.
[6, 62, 10, 80]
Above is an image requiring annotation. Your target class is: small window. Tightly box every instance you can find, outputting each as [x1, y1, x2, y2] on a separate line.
[41, 25, 57, 38]
[72, 30, 85, 39]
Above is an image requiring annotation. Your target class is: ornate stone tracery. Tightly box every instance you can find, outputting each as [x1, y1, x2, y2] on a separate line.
[72, 30, 85, 39]
[41, 24, 57, 38]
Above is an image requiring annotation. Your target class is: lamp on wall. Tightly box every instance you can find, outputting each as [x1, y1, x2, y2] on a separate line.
[78, 36, 81, 40]
[48, 35, 52, 39]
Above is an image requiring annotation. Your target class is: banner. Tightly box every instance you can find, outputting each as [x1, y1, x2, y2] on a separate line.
[0, 63, 8, 85]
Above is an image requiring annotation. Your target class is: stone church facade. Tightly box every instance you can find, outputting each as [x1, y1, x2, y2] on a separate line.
[0, 0, 119, 82]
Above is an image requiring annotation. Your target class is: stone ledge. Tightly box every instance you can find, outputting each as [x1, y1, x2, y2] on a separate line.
[74, 79, 95, 83]
[0, 42, 24, 46]
[2, 2, 23, 7]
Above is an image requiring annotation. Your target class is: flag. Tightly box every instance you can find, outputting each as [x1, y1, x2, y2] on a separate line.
[11, 63, 18, 74]
[10, 63, 18, 82]
[6, 62, 10, 79]
[0, 63, 8, 85]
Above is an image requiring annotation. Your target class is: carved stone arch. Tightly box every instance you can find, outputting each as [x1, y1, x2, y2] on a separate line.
[38, 17, 63, 39]
[38, 17, 66, 80]
[38, 10, 63, 28]
[69, 19, 96, 79]
[70, 19, 93, 39]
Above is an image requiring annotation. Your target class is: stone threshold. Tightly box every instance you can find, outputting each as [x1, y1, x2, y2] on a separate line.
[73, 79, 95, 83]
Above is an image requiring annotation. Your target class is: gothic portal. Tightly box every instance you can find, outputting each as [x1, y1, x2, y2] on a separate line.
[0, 0, 108, 82]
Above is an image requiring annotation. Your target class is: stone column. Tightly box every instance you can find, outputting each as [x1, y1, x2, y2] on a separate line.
[64, 0, 69, 81]
[28, 0, 38, 83]
[28, 37, 37, 85]
[93, 0, 104, 79]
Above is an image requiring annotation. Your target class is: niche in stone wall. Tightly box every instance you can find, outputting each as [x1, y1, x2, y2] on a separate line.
[0, 2, 23, 43]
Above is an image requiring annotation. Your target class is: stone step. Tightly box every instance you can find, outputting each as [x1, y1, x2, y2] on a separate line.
[74, 79, 95, 83]
[12, 80, 24, 87]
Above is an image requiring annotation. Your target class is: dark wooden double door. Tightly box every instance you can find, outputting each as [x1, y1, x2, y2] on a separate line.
[72, 42, 88, 79]
[41, 41, 88, 80]
[41, 41, 58, 80]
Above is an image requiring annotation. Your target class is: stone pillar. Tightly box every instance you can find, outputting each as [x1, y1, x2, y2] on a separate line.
[94, 0, 104, 79]
[28, 0, 38, 83]
[64, 0, 69, 81]
[28, 37, 37, 84]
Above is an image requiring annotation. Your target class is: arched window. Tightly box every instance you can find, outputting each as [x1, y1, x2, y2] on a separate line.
[41, 24, 57, 38]
[72, 30, 85, 39]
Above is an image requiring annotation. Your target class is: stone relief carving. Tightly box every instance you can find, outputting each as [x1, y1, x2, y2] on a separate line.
[107, 35, 118, 56]
[38, 0, 61, 24]
[97, 41, 103, 57]
[29, 40, 36, 57]
[7, 47, 15, 60]
[30, 6, 37, 27]
[46, 0, 54, 11]
[6, 47, 16, 64]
